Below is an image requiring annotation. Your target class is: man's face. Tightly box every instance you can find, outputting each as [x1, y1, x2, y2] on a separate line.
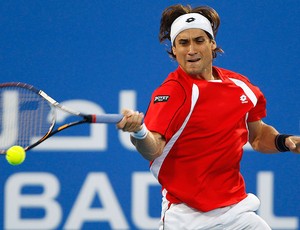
[172, 29, 216, 78]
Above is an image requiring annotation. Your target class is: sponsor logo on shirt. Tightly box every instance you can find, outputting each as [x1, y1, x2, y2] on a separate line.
[240, 94, 248, 104]
[154, 95, 170, 103]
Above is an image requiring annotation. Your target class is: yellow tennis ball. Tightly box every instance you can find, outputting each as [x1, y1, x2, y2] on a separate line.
[6, 145, 26, 165]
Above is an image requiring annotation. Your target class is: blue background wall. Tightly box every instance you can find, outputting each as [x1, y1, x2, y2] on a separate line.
[0, 1, 299, 229]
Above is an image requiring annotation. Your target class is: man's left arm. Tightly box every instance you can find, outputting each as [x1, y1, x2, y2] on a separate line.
[248, 120, 300, 153]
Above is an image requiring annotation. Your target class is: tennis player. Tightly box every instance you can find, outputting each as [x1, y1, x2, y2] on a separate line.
[117, 4, 300, 229]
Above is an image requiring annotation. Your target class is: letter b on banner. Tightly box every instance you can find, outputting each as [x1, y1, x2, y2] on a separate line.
[5, 173, 62, 230]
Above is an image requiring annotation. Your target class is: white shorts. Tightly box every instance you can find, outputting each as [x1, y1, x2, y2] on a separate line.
[159, 193, 271, 230]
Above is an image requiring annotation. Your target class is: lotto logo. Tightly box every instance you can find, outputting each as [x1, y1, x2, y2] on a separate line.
[186, 17, 195, 23]
[240, 94, 248, 104]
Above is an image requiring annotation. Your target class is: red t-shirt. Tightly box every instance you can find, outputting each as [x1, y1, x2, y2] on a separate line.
[145, 66, 266, 212]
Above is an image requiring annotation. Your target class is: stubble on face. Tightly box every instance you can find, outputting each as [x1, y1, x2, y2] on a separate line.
[172, 29, 216, 80]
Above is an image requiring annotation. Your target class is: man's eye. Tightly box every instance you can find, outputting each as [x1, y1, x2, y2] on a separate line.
[178, 40, 188, 45]
[196, 38, 205, 43]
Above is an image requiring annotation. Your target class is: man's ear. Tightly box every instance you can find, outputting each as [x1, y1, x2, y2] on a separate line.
[172, 45, 176, 56]
[211, 39, 217, 50]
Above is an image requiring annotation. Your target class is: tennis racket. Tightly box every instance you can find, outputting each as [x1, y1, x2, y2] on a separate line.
[0, 82, 123, 154]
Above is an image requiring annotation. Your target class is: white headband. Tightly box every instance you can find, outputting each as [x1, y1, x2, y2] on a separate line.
[170, 13, 214, 46]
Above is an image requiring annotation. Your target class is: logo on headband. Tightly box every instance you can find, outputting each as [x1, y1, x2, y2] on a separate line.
[186, 17, 196, 23]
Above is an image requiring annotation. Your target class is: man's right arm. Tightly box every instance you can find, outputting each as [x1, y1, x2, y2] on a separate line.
[130, 130, 166, 161]
[117, 109, 166, 161]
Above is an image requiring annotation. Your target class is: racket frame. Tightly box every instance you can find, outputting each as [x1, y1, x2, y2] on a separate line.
[0, 82, 123, 153]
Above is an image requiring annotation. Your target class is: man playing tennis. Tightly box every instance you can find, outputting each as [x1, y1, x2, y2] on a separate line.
[117, 4, 300, 229]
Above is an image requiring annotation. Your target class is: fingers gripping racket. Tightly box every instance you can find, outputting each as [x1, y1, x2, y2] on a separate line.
[0, 82, 123, 154]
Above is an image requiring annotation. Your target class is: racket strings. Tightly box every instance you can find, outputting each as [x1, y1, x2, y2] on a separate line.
[0, 86, 54, 151]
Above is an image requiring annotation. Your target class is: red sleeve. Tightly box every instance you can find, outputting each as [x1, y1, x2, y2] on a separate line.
[228, 71, 267, 122]
[144, 80, 186, 138]
[247, 86, 267, 122]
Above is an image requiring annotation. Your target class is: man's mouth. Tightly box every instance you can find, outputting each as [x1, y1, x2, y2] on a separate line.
[187, 58, 201, 63]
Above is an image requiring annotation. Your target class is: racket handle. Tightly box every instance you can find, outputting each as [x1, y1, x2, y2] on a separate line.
[92, 114, 123, 123]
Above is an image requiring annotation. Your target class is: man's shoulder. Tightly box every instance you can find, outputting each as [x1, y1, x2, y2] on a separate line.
[214, 66, 251, 83]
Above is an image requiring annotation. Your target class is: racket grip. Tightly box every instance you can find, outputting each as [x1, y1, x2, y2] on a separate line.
[92, 114, 123, 123]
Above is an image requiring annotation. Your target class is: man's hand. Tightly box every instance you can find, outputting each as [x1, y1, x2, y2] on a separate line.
[285, 136, 300, 153]
[117, 109, 144, 133]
